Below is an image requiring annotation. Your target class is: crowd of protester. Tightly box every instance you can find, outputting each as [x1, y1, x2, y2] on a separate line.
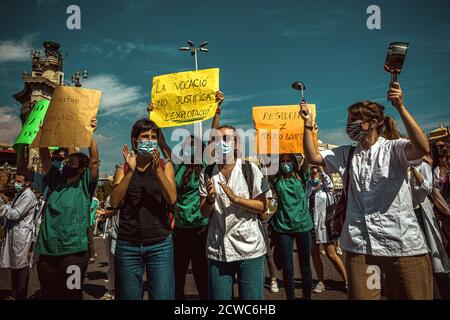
[1, 83, 449, 300]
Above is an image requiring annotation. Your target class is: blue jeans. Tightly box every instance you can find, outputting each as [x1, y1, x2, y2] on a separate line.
[278, 231, 312, 300]
[208, 256, 265, 300]
[115, 234, 175, 300]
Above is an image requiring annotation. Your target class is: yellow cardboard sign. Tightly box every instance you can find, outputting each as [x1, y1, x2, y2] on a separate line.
[252, 105, 318, 154]
[150, 68, 219, 127]
[31, 86, 102, 148]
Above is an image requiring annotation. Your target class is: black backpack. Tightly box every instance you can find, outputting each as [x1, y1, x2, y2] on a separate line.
[205, 161, 254, 197]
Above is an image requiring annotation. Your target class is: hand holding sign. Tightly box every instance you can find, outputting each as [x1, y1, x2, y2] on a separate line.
[150, 68, 219, 128]
[253, 105, 318, 155]
[13, 99, 50, 151]
[31, 86, 102, 148]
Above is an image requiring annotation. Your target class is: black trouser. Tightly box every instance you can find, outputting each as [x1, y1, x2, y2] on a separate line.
[173, 225, 208, 300]
[87, 226, 96, 259]
[37, 251, 89, 300]
[11, 267, 30, 300]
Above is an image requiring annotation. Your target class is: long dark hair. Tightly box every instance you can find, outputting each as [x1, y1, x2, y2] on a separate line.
[348, 100, 401, 140]
[180, 135, 206, 193]
[432, 140, 450, 170]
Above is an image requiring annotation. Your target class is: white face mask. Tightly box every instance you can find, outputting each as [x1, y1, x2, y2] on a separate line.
[219, 140, 233, 155]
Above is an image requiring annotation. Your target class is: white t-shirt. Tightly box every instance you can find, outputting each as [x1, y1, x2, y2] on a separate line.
[320, 137, 429, 257]
[199, 158, 268, 262]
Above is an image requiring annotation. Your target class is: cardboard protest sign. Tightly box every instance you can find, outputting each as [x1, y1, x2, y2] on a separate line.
[31, 86, 102, 148]
[252, 104, 318, 154]
[150, 68, 219, 128]
[13, 99, 50, 151]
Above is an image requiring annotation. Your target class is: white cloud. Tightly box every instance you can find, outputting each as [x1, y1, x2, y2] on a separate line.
[0, 106, 22, 144]
[0, 34, 36, 63]
[225, 94, 257, 103]
[83, 74, 145, 116]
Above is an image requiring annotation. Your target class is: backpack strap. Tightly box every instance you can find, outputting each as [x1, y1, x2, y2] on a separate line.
[343, 146, 356, 196]
[242, 161, 255, 198]
[205, 163, 215, 181]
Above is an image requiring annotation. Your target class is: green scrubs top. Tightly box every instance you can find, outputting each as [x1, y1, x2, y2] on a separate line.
[173, 163, 208, 228]
[36, 166, 97, 256]
[273, 175, 313, 233]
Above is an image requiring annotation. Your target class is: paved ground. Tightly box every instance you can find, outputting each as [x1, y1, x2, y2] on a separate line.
[0, 237, 347, 300]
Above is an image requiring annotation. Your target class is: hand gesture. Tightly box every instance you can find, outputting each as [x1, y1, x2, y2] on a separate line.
[206, 178, 216, 203]
[299, 102, 312, 126]
[218, 181, 238, 203]
[147, 101, 155, 114]
[151, 149, 161, 173]
[215, 91, 225, 115]
[91, 118, 98, 132]
[122, 144, 136, 172]
[387, 82, 404, 109]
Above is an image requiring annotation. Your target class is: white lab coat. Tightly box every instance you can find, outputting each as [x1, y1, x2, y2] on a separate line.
[0, 188, 37, 269]
[411, 163, 450, 274]
[307, 173, 335, 244]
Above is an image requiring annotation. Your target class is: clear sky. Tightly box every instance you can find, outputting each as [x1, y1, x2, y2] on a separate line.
[1, 0, 449, 173]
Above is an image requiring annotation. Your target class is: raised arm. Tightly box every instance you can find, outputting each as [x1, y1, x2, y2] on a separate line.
[89, 118, 100, 181]
[211, 91, 224, 131]
[388, 82, 430, 160]
[300, 102, 324, 166]
[39, 147, 52, 174]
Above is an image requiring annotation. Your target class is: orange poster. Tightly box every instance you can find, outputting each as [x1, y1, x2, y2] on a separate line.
[252, 104, 318, 154]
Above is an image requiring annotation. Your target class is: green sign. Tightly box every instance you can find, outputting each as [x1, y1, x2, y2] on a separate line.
[13, 99, 50, 151]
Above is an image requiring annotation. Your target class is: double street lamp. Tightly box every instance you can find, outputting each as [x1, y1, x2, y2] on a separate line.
[179, 40, 209, 141]
[179, 41, 208, 71]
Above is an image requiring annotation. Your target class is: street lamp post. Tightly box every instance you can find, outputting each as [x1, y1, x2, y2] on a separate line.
[71, 69, 89, 87]
[179, 41, 209, 141]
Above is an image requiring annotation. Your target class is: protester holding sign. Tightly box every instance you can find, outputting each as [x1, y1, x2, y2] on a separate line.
[152, 91, 225, 300]
[109, 118, 177, 300]
[199, 125, 270, 300]
[301, 83, 433, 300]
[270, 154, 313, 300]
[35, 118, 99, 300]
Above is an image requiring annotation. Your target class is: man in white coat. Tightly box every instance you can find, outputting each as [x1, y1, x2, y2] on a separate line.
[0, 174, 37, 300]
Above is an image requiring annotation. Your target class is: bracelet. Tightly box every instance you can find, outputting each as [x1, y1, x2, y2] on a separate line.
[304, 125, 314, 130]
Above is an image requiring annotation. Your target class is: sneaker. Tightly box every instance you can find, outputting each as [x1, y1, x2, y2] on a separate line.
[270, 281, 279, 293]
[100, 290, 115, 300]
[336, 247, 343, 255]
[312, 281, 326, 294]
[320, 249, 326, 255]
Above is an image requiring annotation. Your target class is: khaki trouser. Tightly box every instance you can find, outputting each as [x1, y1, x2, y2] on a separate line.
[346, 252, 433, 300]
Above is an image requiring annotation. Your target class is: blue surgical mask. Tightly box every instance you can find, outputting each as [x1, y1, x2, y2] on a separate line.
[52, 160, 64, 170]
[137, 140, 157, 155]
[313, 177, 320, 186]
[281, 162, 294, 174]
[219, 140, 233, 155]
[14, 183, 24, 192]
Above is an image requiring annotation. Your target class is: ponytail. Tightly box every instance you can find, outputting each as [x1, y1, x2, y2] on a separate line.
[380, 116, 401, 140]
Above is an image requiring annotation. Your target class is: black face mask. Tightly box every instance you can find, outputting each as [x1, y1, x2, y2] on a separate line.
[52, 156, 65, 162]
[62, 166, 79, 178]
[435, 146, 448, 157]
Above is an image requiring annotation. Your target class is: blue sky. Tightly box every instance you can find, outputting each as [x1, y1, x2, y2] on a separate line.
[1, 0, 449, 174]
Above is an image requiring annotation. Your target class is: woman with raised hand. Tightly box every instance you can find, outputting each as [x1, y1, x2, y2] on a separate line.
[110, 119, 176, 300]
[301, 82, 433, 300]
[36, 118, 99, 300]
